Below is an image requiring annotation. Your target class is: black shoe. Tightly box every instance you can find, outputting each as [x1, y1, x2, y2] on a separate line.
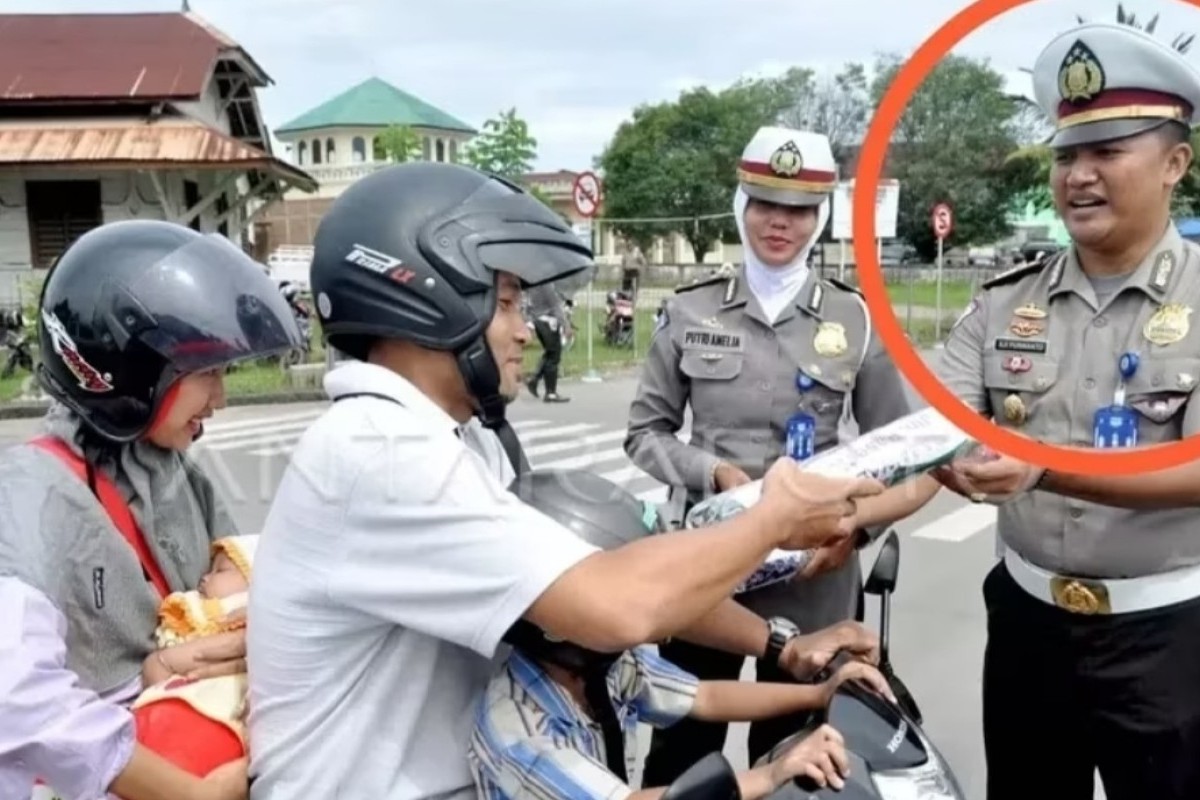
[543, 393, 570, 403]
[525, 379, 539, 398]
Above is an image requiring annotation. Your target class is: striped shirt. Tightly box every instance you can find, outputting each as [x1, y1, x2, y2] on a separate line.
[469, 646, 700, 800]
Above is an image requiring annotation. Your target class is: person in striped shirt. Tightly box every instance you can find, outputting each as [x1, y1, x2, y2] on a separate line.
[469, 469, 896, 800]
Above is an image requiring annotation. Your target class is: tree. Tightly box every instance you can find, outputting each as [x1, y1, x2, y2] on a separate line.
[597, 76, 795, 260]
[870, 53, 1024, 259]
[374, 125, 422, 163]
[462, 108, 538, 179]
[778, 63, 871, 166]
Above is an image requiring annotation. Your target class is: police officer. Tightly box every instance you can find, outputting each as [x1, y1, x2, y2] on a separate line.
[524, 281, 571, 402]
[935, 21, 1200, 800]
[626, 126, 941, 781]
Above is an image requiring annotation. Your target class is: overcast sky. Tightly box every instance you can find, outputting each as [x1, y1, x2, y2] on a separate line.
[10, 0, 1200, 170]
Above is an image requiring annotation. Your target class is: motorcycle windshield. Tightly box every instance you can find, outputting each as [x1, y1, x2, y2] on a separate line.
[827, 685, 928, 772]
[121, 234, 304, 374]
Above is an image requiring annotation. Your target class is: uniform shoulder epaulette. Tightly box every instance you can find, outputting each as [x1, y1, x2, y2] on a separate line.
[823, 276, 864, 297]
[674, 273, 728, 295]
[981, 255, 1057, 290]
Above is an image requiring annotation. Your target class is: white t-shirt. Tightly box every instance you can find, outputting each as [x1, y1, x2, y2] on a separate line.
[246, 362, 598, 800]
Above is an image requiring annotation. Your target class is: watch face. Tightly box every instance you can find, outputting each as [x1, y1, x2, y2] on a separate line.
[770, 617, 800, 639]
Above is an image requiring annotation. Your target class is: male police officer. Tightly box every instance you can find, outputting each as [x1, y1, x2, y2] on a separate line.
[935, 21, 1200, 800]
[626, 126, 941, 781]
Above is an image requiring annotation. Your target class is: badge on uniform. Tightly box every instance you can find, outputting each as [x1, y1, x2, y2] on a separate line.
[786, 369, 817, 461]
[1008, 304, 1046, 338]
[1143, 303, 1192, 346]
[1002, 355, 1032, 373]
[1003, 394, 1027, 426]
[813, 321, 847, 357]
[1093, 352, 1139, 449]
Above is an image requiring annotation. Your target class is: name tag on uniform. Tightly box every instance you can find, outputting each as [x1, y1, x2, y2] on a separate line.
[682, 329, 744, 352]
[994, 338, 1047, 354]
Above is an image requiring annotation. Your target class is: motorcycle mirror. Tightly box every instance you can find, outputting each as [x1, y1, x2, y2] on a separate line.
[864, 529, 901, 596]
[660, 752, 740, 800]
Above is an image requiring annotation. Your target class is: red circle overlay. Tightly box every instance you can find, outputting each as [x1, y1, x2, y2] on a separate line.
[852, 0, 1200, 476]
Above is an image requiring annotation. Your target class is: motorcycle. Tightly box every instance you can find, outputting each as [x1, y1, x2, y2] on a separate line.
[1, 310, 34, 379]
[604, 289, 635, 348]
[758, 530, 967, 800]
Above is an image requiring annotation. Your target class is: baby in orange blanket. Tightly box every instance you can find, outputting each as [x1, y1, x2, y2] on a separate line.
[135, 535, 257, 779]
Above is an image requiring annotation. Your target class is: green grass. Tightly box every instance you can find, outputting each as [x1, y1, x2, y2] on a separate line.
[223, 362, 290, 395]
[0, 374, 24, 402]
[885, 278, 976, 310]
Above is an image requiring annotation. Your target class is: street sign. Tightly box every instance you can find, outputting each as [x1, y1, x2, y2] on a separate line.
[830, 179, 901, 240]
[572, 171, 602, 218]
[931, 203, 954, 240]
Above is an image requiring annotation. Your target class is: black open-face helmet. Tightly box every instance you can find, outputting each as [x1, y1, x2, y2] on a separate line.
[503, 468, 663, 672]
[37, 220, 303, 442]
[308, 161, 594, 429]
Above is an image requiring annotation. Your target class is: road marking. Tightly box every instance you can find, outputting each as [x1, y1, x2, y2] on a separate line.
[526, 429, 626, 458]
[206, 409, 324, 433]
[909, 503, 997, 542]
[535, 446, 626, 470]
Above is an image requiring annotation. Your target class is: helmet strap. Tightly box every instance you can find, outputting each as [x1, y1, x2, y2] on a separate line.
[455, 334, 530, 475]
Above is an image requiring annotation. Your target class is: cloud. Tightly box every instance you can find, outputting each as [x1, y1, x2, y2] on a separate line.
[8, 0, 1200, 169]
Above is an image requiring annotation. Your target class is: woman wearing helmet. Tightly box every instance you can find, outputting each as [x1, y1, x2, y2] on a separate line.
[0, 220, 302, 800]
[626, 126, 941, 782]
[470, 469, 893, 800]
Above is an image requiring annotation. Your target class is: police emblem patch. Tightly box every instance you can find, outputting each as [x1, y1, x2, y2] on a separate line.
[768, 141, 804, 177]
[1058, 39, 1106, 103]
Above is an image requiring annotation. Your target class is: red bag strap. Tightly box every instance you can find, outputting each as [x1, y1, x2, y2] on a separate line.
[30, 435, 171, 599]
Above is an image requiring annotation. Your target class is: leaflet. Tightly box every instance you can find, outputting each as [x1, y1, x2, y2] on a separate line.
[684, 407, 977, 593]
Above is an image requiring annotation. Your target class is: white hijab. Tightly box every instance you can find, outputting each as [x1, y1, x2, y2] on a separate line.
[735, 187, 831, 323]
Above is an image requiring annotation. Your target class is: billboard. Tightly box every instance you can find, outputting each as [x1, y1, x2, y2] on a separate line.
[830, 179, 901, 241]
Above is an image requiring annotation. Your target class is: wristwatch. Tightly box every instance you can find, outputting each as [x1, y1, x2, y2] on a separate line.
[764, 616, 801, 667]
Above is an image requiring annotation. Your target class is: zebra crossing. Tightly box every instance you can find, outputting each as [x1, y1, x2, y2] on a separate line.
[194, 406, 1001, 543]
[196, 407, 671, 502]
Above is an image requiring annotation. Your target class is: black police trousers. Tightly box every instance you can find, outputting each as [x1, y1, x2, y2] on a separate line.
[529, 318, 563, 395]
[641, 588, 866, 787]
[983, 561, 1200, 800]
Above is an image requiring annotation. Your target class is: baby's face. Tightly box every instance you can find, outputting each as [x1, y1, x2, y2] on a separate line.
[199, 552, 248, 599]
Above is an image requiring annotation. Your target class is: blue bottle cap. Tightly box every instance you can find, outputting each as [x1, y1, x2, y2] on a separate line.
[1119, 352, 1140, 380]
[796, 371, 815, 392]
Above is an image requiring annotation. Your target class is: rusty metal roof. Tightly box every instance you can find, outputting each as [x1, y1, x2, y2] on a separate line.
[0, 115, 315, 191]
[0, 13, 265, 102]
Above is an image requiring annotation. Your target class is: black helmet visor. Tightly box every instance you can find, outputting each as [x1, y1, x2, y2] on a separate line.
[120, 234, 304, 376]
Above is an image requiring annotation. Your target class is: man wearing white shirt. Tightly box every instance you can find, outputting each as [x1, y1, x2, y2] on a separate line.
[246, 162, 882, 800]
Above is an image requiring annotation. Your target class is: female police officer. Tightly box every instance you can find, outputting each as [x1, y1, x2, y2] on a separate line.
[625, 125, 941, 781]
[0, 220, 301, 800]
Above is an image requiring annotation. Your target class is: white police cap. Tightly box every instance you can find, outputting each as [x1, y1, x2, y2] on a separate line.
[1033, 21, 1200, 148]
[736, 126, 837, 206]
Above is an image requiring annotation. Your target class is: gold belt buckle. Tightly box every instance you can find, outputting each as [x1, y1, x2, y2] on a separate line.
[1049, 576, 1112, 615]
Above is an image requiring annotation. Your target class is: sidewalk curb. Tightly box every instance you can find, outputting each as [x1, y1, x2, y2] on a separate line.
[0, 389, 328, 420]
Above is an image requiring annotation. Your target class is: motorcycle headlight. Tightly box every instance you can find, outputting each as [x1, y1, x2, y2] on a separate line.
[871, 735, 966, 800]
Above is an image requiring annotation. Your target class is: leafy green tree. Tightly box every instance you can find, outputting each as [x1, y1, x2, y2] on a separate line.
[463, 108, 538, 179]
[374, 125, 422, 163]
[870, 53, 1023, 259]
[597, 76, 796, 260]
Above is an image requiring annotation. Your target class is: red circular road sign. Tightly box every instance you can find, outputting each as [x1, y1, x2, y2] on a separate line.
[572, 171, 602, 218]
[931, 203, 954, 240]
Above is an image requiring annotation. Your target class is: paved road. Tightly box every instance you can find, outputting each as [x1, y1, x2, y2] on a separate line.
[0, 364, 1107, 800]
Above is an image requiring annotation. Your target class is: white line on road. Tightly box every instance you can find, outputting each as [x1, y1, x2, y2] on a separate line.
[909, 503, 997, 542]
[525, 430, 626, 458]
[535, 446, 626, 470]
[517, 422, 599, 443]
[206, 410, 325, 433]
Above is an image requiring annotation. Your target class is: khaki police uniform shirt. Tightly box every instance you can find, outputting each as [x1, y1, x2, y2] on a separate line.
[937, 224, 1200, 580]
[625, 267, 917, 627]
